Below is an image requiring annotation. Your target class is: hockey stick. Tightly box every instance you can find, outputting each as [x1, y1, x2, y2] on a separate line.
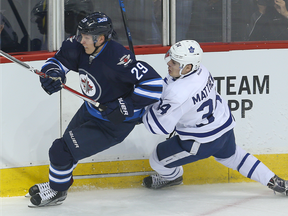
[0, 50, 106, 111]
[118, 0, 135, 54]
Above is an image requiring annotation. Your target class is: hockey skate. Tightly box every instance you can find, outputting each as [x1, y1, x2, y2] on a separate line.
[143, 174, 183, 189]
[28, 188, 67, 208]
[25, 182, 50, 198]
[268, 175, 288, 195]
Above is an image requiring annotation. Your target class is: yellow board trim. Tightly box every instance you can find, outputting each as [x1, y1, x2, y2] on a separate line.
[1, 154, 288, 197]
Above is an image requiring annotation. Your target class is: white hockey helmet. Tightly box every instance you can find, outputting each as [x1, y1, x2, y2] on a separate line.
[165, 40, 203, 77]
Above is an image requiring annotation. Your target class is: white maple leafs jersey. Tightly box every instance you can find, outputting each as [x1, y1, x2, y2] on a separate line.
[143, 65, 235, 143]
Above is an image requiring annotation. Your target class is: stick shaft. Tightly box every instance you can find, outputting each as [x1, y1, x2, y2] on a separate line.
[118, 0, 135, 54]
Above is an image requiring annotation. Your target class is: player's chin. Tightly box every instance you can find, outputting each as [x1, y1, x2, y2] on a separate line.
[84, 49, 92, 55]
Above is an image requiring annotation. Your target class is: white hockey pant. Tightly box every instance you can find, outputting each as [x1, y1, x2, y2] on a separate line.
[214, 145, 274, 186]
[149, 147, 183, 181]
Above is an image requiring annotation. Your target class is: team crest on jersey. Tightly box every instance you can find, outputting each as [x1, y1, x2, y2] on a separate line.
[79, 69, 101, 100]
[117, 54, 132, 66]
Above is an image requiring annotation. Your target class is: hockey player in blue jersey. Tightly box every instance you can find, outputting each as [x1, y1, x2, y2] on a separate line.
[142, 40, 288, 196]
[26, 12, 163, 207]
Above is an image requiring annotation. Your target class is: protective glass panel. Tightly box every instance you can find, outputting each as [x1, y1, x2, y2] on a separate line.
[230, 0, 253, 42]
[89, 0, 162, 46]
[0, 0, 49, 52]
[179, 0, 288, 43]
[184, 0, 223, 43]
[244, 0, 288, 41]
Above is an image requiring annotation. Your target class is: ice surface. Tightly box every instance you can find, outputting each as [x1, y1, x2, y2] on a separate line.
[1, 182, 287, 216]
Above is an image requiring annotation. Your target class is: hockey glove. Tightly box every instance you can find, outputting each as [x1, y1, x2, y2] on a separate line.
[40, 69, 66, 95]
[102, 97, 134, 124]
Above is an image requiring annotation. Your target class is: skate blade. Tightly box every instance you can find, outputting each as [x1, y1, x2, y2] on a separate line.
[28, 200, 63, 208]
[25, 193, 31, 198]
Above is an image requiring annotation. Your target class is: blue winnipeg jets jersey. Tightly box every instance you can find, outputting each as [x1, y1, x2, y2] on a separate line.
[42, 37, 163, 120]
[143, 65, 235, 143]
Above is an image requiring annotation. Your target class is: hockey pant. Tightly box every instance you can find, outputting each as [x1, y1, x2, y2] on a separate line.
[48, 103, 138, 191]
[149, 129, 274, 186]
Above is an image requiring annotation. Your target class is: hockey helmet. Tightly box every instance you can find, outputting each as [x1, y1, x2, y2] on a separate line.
[76, 12, 114, 43]
[31, 0, 47, 20]
[165, 40, 203, 77]
[31, 0, 48, 34]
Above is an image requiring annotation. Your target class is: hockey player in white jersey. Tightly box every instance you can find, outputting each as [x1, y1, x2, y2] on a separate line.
[142, 40, 288, 195]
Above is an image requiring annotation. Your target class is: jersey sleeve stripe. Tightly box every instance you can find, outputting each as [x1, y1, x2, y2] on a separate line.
[134, 87, 162, 95]
[137, 85, 163, 94]
[145, 112, 157, 134]
[44, 57, 70, 74]
[134, 87, 162, 100]
[139, 78, 163, 86]
[148, 106, 169, 134]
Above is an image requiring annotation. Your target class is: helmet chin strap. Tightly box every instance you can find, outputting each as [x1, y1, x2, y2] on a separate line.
[178, 66, 184, 78]
[88, 35, 106, 55]
[178, 64, 194, 78]
[178, 64, 188, 78]
[88, 40, 106, 64]
[89, 41, 105, 55]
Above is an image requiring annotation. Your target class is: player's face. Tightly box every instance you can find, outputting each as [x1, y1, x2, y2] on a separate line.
[167, 59, 181, 78]
[35, 16, 47, 35]
[80, 34, 95, 54]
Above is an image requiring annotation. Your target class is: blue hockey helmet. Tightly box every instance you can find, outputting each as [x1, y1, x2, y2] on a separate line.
[76, 12, 115, 43]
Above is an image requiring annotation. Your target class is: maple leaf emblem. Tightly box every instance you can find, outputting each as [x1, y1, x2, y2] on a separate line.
[189, 46, 195, 53]
[81, 77, 93, 93]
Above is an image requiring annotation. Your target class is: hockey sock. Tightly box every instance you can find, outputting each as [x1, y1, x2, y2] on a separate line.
[149, 147, 183, 181]
[49, 162, 77, 191]
[215, 145, 274, 186]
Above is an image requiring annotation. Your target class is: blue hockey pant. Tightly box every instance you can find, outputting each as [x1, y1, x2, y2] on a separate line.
[48, 103, 138, 191]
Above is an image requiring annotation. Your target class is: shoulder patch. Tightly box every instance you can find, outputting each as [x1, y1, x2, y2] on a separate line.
[117, 54, 132, 66]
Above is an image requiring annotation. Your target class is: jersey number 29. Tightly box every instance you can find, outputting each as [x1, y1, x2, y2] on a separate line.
[131, 62, 148, 80]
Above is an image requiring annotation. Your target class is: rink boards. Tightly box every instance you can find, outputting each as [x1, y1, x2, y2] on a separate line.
[1, 49, 288, 197]
[1, 154, 288, 197]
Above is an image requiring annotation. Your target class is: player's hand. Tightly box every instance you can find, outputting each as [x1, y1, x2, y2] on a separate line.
[102, 97, 134, 124]
[40, 69, 66, 95]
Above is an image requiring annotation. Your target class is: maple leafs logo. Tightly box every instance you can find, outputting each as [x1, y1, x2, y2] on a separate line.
[189, 46, 195, 53]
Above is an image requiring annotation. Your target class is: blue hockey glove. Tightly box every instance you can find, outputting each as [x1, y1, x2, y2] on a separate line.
[40, 69, 66, 95]
[102, 97, 134, 124]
